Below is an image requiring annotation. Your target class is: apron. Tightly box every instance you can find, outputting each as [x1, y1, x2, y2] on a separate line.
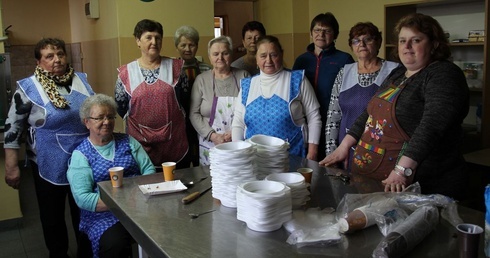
[76, 133, 140, 258]
[19, 73, 93, 185]
[198, 72, 239, 165]
[241, 70, 305, 157]
[121, 59, 188, 166]
[351, 78, 411, 181]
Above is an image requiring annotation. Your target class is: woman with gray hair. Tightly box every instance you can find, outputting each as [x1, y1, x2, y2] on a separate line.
[189, 36, 249, 165]
[68, 94, 155, 257]
[174, 25, 212, 166]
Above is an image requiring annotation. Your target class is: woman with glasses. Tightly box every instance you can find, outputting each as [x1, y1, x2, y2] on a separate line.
[324, 22, 398, 169]
[320, 14, 469, 200]
[68, 94, 155, 258]
[293, 12, 354, 161]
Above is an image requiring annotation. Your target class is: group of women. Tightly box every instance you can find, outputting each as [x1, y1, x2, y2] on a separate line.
[3, 11, 469, 258]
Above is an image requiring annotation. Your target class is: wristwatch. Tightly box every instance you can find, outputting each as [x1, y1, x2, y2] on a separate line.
[394, 165, 413, 177]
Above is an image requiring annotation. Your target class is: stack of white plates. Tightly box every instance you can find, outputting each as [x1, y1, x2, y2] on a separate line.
[236, 181, 292, 232]
[247, 134, 289, 179]
[265, 172, 310, 209]
[209, 141, 256, 208]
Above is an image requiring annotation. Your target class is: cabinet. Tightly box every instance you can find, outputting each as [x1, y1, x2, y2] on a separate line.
[384, 0, 490, 151]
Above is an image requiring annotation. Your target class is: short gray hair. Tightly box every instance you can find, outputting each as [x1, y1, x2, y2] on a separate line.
[79, 94, 117, 122]
[174, 26, 200, 47]
[207, 36, 233, 56]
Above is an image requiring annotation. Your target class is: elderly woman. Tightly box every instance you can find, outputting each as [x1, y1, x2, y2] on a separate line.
[4, 38, 94, 257]
[231, 21, 266, 76]
[115, 19, 189, 169]
[320, 13, 469, 200]
[68, 94, 155, 258]
[190, 36, 249, 165]
[232, 35, 321, 160]
[293, 13, 355, 161]
[325, 22, 398, 168]
[174, 25, 212, 166]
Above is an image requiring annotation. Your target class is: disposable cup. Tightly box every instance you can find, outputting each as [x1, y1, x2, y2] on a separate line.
[162, 162, 176, 181]
[457, 223, 483, 258]
[297, 168, 313, 184]
[108, 167, 124, 187]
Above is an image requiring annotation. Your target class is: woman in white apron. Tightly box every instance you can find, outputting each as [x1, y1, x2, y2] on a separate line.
[189, 36, 250, 165]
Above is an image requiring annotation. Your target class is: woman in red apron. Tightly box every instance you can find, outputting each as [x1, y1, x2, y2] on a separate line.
[320, 13, 469, 200]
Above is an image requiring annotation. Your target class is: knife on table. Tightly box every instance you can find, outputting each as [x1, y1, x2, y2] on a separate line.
[182, 186, 212, 204]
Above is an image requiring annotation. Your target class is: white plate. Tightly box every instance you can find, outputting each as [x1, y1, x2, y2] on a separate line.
[139, 180, 187, 196]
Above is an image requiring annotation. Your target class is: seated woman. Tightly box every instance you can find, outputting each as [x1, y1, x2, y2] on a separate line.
[232, 35, 321, 160]
[67, 94, 155, 258]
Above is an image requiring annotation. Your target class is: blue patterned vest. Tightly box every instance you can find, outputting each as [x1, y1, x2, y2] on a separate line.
[19, 72, 94, 184]
[241, 70, 305, 157]
[76, 133, 140, 257]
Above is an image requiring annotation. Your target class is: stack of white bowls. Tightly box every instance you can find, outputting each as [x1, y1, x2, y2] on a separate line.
[236, 181, 292, 232]
[247, 134, 289, 179]
[209, 141, 256, 208]
[265, 172, 310, 209]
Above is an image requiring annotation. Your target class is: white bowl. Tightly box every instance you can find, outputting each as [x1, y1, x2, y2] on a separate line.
[265, 172, 304, 186]
[213, 141, 254, 153]
[249, 134, 286, 148]
[239, 180, 286, 197]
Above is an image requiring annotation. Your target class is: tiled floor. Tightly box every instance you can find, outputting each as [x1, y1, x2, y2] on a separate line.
[0, 166, 77, 258]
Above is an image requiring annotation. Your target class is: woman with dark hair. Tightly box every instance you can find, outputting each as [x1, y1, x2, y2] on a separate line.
[232, 36, 321, 160]
[320, 13, 469, 200]
[325, 22, 398, 168]
[4, 37, 94, 257]
[115, 19, 189, 169]
[293, 12, 355, 161]
[231, 20, 266, 76]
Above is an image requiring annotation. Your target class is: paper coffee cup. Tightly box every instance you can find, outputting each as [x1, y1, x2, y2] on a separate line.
[162, 162, 176, 181]
[457, 223, 483, 258]
[297, 168, 313, 184]
[108, 167, 124, 187]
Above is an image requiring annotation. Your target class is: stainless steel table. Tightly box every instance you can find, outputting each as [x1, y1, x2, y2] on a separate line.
[98, 156, 485, 258]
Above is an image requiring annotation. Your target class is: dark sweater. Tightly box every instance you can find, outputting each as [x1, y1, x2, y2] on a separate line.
[349, 60, 469, 199]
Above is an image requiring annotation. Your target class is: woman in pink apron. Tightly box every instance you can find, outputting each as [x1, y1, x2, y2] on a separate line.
[115, 19, 189, 169]
[320, 13, 469, 201]
[189, 36, 250, 165]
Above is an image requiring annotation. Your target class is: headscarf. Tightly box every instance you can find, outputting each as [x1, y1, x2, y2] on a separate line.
[34, 64, 74, 109]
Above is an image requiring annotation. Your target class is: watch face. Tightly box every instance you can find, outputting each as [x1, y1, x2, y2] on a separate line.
[405, 168, 413, 177]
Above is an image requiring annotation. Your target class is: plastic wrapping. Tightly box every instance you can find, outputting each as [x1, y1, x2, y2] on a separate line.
[336, 182, 461, 236]
[372, 206, 439, 258]
[285, 208, 342, 247]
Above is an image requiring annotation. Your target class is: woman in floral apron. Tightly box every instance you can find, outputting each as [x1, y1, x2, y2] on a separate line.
[190, 36, 250, 165]
[320, 13, 469, 200]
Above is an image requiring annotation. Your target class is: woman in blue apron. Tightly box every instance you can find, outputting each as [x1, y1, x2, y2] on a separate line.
[232, 35, 322, 160]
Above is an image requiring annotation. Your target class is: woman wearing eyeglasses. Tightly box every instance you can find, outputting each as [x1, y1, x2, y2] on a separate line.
[68, 94, 155, 258]
[293, 12, 354, 161]
[324, 22, 398, 169]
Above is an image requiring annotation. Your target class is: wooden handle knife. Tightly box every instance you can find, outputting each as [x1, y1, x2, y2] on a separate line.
[182, 186, 212, 204]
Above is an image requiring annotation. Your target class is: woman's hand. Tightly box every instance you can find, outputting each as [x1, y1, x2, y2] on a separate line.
[319, 146, 349, 167]
[306, 143, 318, 161]
[5, 166, 21, 189]
[211, 132, 231, 145]
[382, 171, 411, 192]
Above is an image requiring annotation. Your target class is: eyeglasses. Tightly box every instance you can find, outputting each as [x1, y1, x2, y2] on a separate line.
[312, 28, 334, 35]
[88, 116, 116, 122]
[351, 37, 375, 46]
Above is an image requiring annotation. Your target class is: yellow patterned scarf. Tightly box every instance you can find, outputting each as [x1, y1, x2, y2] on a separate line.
[34, 65, 74, 109]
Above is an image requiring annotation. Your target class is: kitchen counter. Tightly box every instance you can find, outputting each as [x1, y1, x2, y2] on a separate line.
[99, 156, 485, 258]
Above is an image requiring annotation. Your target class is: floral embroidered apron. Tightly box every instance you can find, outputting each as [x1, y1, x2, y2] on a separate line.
[198, 72, 239, 165]
[351, 79, 411, 181]
[121, 59, 188, 165]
